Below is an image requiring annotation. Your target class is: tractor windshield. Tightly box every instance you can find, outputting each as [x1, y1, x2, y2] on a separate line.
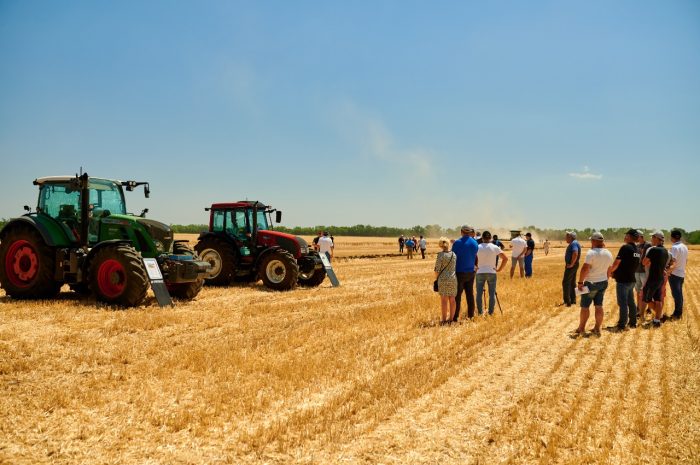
[247, 209, 270, 231]
[87, 179, 126, 216]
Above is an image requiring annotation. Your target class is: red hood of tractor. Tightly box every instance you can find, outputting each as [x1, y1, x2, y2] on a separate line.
[256, 229, 299, 246]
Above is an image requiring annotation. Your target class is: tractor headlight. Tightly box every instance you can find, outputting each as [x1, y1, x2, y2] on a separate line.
[154, 240, 164, 252]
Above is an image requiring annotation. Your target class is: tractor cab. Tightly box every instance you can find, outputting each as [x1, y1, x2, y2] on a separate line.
[35, 176, 131, 244]
[207, 201, 283, 259]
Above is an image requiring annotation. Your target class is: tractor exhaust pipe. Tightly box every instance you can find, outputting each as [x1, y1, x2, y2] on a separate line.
[79, 172, 90, 249]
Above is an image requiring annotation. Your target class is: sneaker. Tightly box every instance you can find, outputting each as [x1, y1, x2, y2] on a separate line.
[569, 329, 584, 339]
[660, 314, 671, 322]
[670, 314, 682, 321]
[628, 323, 637, 329]
[652, 320, 661, 328]
[590, 328, 602, 337]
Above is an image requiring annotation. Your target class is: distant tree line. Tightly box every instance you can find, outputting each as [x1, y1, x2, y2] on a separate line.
[165, 222, 700, 244]
[3, 217, 697, 244]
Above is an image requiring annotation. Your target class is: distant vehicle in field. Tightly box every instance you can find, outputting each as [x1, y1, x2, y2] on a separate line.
[0, 173, 210, 306]
[195, 201, 326, 290]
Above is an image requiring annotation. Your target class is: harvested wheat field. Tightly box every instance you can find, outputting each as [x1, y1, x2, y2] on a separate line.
[1, 237, 699, 464]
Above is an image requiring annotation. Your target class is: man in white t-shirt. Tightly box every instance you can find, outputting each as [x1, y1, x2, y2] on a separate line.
[668, 229, 689, 320]
[317, 231, 334, 262]
[510, 234, 527, 279]
[476, 231, 508, 315]
[574, 232, 614, 337]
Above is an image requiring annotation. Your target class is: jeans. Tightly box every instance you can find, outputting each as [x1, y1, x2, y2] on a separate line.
[616, 282, 637, 327]
[524, 253, 533, 277]
[562, 264, 579, 305]
[669, 274, 684, 317]
[453, 271, 475, 320]
[476, 273, 497, 315]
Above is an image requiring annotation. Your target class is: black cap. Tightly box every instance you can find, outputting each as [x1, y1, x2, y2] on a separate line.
[525, 232, 532, 237]
[625, 229, 640, 238]
[671, 230, 682, 239]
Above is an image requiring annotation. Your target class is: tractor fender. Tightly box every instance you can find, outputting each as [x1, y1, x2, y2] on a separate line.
[84, 240, 135, 272]
[0, 216, 72, 247]
[196, 231, 238, 246]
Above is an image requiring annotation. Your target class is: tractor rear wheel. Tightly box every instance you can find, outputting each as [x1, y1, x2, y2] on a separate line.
[259, 249, 299, 291]
[168, 241, 205, 300]
[194, 237, 238, 286]
[88, 244, 149, 307]
[0, 225, 61, 298]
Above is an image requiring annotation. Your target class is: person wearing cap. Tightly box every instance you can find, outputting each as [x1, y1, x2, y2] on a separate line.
[634, 231, 652, 318]
[451, 225, 478, 321]
[642, 231, 670, 328]
[398, 235, 405, 254]
[668, 229, 688, 320]
[509, 233, 527, 279]
[607, 229, 641, 331]
[574, 232, 614, 337]
[317, 231, 334, 262]
[523, 232, 536, 278]
[562, 231, 581, 307]
[475, 231, 508, 315]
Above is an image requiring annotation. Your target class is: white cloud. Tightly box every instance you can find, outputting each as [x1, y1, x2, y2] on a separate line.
[569, 165, 602, 180]
[333, 100, 435, 180]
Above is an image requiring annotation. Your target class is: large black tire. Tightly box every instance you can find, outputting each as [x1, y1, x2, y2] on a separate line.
[88, 243, 149, 307]
[173, 241, 195, 256]
[298, 266, 326, 287]
[194, 236, 238, 286]
[0, 225, 61, 299]
[168, 241, 205, 300]
[259, 249, 299, 291]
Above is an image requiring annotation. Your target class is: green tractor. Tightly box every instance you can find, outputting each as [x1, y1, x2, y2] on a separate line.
[0, 173, 210, 307]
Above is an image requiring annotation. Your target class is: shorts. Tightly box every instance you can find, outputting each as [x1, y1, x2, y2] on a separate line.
[643, 278, 664, 303]
[580, 280, 608, 308]
[634, 272, 647, 292]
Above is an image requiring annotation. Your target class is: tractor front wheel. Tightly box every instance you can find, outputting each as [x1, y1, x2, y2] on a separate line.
[259, 250, 299, 291]
[194, 237, 238, 286]
[89, 244, 149, 307]
[298, 266, 326, 287]
[0, 225, 61, 298]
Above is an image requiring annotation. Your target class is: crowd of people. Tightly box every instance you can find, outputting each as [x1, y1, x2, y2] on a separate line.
[398, 234, 427, 259]
[424, 227, 690, 332]
[565, 228, 688, 337]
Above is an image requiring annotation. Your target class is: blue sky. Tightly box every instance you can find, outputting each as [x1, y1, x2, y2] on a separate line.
[1, 1, 699, 230]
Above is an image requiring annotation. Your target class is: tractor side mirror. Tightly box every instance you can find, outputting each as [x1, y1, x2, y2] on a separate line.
[275, 211, 282, 223]
[140, 208, 149, 218]
[24, 205, 31, 212]
[144, 184, 150, 198]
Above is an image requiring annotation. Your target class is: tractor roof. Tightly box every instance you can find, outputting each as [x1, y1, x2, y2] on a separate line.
[210, 201, 269, 210]
[34, 176, 119, 185]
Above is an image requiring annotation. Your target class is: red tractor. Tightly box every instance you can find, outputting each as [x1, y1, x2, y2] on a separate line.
[195, 201, 326, 290]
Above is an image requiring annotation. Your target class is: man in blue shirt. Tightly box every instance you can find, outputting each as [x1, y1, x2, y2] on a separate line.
[452, 225, 479, 321]
[562, 231, 581, 307]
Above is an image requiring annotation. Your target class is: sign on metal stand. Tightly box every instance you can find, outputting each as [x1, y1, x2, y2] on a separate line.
[143, 258, 173, 307]
[319, 253, 340, 287]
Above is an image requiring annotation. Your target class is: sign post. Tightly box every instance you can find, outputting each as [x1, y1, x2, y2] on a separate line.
[319, 253, 340, 287]
[143, 258, 173, 307]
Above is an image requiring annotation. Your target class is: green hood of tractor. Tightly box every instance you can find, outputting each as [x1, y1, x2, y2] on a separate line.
[99, 214, 174, 256]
